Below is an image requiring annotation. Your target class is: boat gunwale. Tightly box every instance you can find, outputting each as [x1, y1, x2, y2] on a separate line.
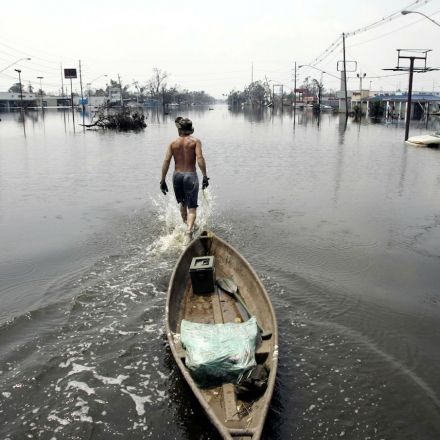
[165, 231, 278, 440]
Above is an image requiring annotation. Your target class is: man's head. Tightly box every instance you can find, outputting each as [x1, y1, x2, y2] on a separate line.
[175, 116, 194, 135]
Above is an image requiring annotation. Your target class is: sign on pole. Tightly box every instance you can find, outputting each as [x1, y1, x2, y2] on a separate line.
[64, 68, 77, 79]
[337, 61, 357, 72]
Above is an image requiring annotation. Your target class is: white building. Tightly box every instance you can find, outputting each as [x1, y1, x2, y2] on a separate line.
[108, 87, 122, 105]
[0, 91, 37, 110]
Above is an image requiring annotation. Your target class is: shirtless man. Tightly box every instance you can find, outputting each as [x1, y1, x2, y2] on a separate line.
[160, 117, 209, 239]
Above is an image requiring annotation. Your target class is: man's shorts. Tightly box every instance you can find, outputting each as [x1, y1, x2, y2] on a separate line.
[172, 171, 199, 208]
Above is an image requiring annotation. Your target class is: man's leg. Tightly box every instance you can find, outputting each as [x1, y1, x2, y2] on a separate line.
[187, 208, 197, 233]
[179, 203, 187, 224]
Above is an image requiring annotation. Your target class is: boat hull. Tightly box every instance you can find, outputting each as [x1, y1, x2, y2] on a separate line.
[165, 231, 278, 439]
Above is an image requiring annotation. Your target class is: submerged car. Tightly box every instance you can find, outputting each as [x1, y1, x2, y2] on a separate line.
[406, 132, 440, 148]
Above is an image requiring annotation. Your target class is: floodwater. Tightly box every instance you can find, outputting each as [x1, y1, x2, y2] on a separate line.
[0, 106, 440, 440]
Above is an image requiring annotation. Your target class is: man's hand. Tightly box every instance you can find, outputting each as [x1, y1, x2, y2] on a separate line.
[202, 176, 210, 190]
[160, 180, 168, 195]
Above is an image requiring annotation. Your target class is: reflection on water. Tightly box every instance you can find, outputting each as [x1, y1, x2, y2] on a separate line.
[1, 106, 440, 439]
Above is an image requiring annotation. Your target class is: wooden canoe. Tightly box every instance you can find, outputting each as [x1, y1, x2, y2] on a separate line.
[165, 231, 278, 440]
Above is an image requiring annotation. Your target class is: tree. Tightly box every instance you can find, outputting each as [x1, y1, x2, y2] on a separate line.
[245, 81, 267, 106]
[82, 106, 147, 131]
[227, 89, 246, 107]
[300, 76, 325, 98]
[27, 83, 34, 94]
[8, 83, 21, 93]
[127, 70, 216, 107]
[132, 81, 146, 103]
[147, 68, 168, 100]
[369, 100, 385, 118]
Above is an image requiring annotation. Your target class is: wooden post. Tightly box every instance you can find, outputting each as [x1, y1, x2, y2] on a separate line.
[342, 32, 348, 119]
[405, 57, 415, 141]
[70, 77, 75, 128]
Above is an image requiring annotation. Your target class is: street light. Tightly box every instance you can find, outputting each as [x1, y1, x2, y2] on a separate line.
[14, 68, 23, 111]
[0, 57, 31, 74]
[37, 76, 44, 110]
[88, 74, 108, 88]
[356, 72, 367, 91]
[299, 64, 323, 71]
[356, 72, 367, 116]
[87, 74, 107, 98]
[298, 64, 340, 79]
[401, 10, 440, 27]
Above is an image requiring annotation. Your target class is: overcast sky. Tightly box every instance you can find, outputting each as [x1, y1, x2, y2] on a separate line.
[0, 0, 439, 98]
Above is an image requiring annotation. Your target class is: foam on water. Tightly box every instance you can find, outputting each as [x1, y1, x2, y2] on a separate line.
[66, 381, 95, 396]
[148, 188, 215, 254]
[121, 389, 152, 416]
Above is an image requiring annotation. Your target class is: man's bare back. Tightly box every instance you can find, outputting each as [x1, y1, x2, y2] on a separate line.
[170, 135, 198, 173]
[162, 134, 207, 178]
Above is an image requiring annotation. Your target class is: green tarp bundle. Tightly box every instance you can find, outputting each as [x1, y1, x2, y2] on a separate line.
[181, 317, 258, 386]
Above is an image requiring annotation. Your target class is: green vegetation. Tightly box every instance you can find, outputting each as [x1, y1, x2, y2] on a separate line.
[227, 76, 326, 108]
[82, 107, 147, 131]
[90, 68, 216, 107]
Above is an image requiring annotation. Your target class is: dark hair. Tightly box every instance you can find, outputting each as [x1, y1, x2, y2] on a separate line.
[175, 116, 194, 134]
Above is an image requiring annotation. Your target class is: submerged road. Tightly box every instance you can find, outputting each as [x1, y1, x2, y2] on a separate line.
[0, 107, 440, 439]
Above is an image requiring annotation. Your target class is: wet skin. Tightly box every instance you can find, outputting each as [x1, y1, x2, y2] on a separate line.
[161, 132, 207, 234]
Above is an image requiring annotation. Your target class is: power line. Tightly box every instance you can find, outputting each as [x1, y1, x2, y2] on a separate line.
[309, 36, 342, 67]
[345, 0, 432, 37]
[347, 9, 440, 48]
[309, 0, 433, 68]
[0, 36, 77, 66]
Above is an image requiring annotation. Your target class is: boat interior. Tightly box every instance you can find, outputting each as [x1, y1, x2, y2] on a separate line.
[167, 232, 276, 438]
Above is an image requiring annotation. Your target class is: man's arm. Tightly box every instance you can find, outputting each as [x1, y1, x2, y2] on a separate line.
[161, 143, 173, 182]
[160, 144, 173, 195]
[195, 139, 210, 189]
[195, 140, 207, 177]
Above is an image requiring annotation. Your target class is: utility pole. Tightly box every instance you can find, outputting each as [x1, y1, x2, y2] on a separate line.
[14, 69, 23, 111]
[342, 32, 348, 118]
[318, 83, 322, 108]
[281, 84, 284, 110]
[60, 63, 64, 97]
[79, 60, 85, 113]
[37, 76, 44, 110]
[384, 49, 437, 140]
[405, 57, 415, 140]
[69, 77, 75, 126]
[117, 74, 123, 107]
[294, 61, 297, 109]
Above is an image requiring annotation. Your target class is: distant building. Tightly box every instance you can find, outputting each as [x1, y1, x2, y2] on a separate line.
[0, 91, 37, 110]
[73, 96, 106, 108]
[350, 90, 370, 114]
[367, 92, 440, 119]
[108, 87, 122, 105]
[0, 91, 109, 110]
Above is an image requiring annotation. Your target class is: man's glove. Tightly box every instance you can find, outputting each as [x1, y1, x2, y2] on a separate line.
[202, 176, 210, 190]
[160, 180, 168, 195]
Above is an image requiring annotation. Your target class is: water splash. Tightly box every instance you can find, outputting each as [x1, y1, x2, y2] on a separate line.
[148, 188, 215, 254]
